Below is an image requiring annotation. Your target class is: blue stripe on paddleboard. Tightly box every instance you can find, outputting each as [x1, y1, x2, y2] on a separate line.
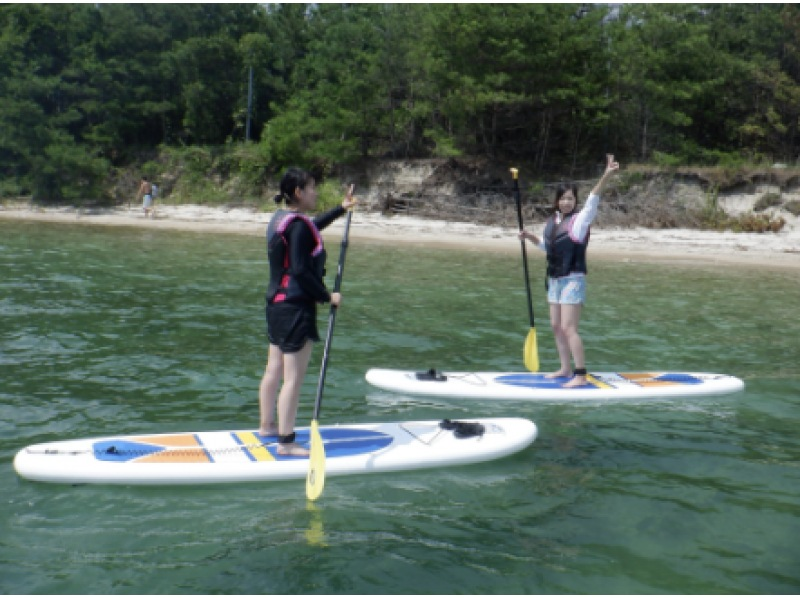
[93, 440, 163, 462]
[495, 372, 704, 390]
[194, 433, 213, 463]
[495, 374, 595, 390]
[653, 373, 702, 384]
[231, 432, 255, 462]
[255, 428, 394, 461]
[92, 429, 394, 463]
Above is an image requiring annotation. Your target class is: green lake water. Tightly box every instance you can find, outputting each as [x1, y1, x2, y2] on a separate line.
[1, 220, 799, 594]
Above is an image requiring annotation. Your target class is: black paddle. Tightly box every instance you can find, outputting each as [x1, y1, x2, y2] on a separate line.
[511, 168, 540, 372]
[307, 191, 354, 501]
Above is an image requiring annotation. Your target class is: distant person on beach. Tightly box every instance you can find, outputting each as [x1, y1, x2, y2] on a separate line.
[137, 176, 154, 218]
[518, 154, 620, 388]
[259, 167, 356, 456]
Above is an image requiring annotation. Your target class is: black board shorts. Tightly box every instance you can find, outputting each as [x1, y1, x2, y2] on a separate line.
[266, 301, 320, 353]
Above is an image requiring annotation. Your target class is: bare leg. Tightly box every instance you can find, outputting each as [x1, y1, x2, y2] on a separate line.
[547, 303, 572, 378]
[258, 344, 283, 436]
[276, 341, 314, 456]
[560, 303, 587, 388]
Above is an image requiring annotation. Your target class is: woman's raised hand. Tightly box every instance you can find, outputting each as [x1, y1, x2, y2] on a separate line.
[605, 154, 620, 174]
[342, 183, 357, 210]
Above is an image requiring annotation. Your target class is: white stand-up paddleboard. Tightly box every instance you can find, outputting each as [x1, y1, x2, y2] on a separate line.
[366, 368, 745, 401]
[14, 418, 537, 486]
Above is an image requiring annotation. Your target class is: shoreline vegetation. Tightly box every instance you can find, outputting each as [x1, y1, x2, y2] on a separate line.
[4, 155, 799, 272]
[4, 3, 800, 273]
[4, 5, 800, 210]
[3, 201, 798, 272]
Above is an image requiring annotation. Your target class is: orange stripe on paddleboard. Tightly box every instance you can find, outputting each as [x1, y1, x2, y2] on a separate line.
[132, 434, 202, 448]
[620, 373, 680, 387]
[131, 434, 211, 463]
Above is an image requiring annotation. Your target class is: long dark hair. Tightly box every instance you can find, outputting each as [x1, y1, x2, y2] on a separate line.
[552, 182, 579, 215]
[274, 167, 314, 205]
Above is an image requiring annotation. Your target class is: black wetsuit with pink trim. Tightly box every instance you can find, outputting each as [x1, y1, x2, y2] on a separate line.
[265, 206, 345, 304]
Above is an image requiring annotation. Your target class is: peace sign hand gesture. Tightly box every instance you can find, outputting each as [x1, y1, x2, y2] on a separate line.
[605, 153, 620, 175]
[591, 153, 620, 196]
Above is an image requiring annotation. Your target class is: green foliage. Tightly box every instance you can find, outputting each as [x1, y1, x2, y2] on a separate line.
[2, 3, 800, 201]
[28, 132, 111, 203]
[653, 152, 685, 169]
[426, 128, 462, 159]
[701, 213, 787, 233]
[141, 161, 162, 181]
[754, 193, 783, 212]
[259, 107, 315, 169]
[695, 184, 786, 232]
[0, 179, 24, 199]
[615, 171, 646, 194]
[526, 181, 546, 197]
[157, 145, 268, 205]
[315, 179, 349, 213]
[172, 35, 242, 144]
[229, 143, 272, 189]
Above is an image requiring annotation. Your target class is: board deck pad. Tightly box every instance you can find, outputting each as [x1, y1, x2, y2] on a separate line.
[14, 418, 537, 485]
[365, 368, 745, 401]
[496, 372, 706, 389]
[93, 429, 394, 464]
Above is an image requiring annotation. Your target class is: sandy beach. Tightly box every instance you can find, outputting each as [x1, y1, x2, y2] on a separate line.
[2, 202, 799, 271]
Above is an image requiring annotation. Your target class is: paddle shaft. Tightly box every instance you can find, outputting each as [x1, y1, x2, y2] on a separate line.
[512, 174, 536, 327]
[311, 209, 353, 421]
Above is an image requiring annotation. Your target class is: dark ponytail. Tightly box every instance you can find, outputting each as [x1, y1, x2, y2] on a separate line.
[274, 167, 313, 205]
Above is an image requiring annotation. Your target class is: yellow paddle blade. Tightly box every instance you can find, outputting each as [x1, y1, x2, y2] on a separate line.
[306, 420, 326, 501]
[524, 327, 540, 372]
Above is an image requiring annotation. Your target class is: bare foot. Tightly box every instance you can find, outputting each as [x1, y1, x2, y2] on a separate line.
[277, 442, 310, 457]
[546, 370, 572, 379]
[562, 375, 588, 388]
[258, 426, 279, 437]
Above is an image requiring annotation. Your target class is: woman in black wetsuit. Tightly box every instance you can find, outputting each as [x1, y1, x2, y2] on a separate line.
[258, 167, 356, 456]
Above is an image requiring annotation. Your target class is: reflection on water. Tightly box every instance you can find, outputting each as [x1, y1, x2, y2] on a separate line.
[304, 501, 328, 548]
[1, 221, 799, 594]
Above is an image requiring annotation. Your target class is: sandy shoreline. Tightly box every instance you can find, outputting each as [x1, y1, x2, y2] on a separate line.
[2, 203, 799, 271]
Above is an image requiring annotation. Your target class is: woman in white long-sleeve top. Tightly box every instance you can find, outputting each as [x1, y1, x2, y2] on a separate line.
[519, 154, 620, 388]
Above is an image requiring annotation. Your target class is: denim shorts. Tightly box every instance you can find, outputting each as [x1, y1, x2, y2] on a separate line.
[547, 274, 586, 305]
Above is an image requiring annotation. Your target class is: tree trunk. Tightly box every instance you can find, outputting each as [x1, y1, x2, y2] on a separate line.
[640, 102, 649, 160]
[536, 110, 552, 171]
[570, 120, 582, 177]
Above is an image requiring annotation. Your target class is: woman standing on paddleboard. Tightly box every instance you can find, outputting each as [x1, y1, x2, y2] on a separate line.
[519, 154, 619, 388]
[259, 167, 356, 456]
